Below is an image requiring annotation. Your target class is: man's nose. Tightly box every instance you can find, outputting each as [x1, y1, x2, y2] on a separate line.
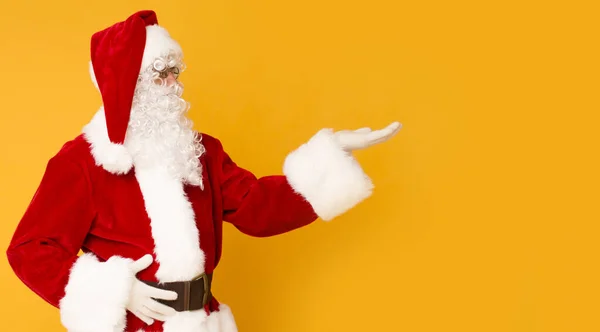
[165, 72, 177, 86]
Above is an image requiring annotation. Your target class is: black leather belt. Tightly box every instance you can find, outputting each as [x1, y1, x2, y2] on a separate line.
[143, 272, 213, 312]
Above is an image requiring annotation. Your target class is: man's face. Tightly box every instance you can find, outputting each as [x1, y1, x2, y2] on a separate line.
[127, 53, 203, 186]
[153, 67, 179, 87]
[150, 55, 182, 87]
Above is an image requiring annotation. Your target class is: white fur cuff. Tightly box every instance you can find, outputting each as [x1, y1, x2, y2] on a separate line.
[59, 253, 134, 332]
[283, 128, 374, 221]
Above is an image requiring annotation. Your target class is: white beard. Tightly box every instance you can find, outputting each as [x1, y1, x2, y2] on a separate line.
[124, 77, 205, 188]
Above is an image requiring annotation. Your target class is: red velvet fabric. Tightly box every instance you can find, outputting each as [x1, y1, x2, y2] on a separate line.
[90, 10, 158, 144]
[6, 133, 318, 331]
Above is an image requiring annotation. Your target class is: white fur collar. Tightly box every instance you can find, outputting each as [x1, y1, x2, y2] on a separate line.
[82, 108, 204, 190]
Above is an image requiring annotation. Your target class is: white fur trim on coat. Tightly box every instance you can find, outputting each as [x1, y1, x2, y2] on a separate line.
[134, 167, 205, 282]
[59, 253, 134, 332]
[160, 304, 237, 332]
[82, 108, 134, 175]
[212, 304, 238, 332]
[131, 153, 238, 332]
[132, 151, 209, 331]
[134, 305, 238, 332]
[283, 128, 374, 221]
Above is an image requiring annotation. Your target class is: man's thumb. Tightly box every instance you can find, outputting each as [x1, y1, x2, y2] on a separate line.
[129, 254, 153, 273]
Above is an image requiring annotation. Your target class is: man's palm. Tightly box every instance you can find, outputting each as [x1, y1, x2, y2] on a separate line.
[335, 121, 402, 152]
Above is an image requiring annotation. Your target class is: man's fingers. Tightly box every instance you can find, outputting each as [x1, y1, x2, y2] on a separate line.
[144, 298, 177, 317]
[142, 283, 178, 301]
[132, 309, 155, 325]
[353, 127, 372, 134]
[130, 254, 153, 273]
[366, 122, 402, 144]
[366, 127, 395, 143]
[388, 122, 402, 136]
[387, 121, 402, 132]
[335, 121, 401, 151]
[140, 305, 171, 322]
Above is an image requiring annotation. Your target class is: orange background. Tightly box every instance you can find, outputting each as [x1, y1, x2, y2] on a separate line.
[0, 0, 598, 331]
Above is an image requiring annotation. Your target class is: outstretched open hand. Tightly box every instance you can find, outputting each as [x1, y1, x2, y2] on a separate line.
[334, 121, 402, 152]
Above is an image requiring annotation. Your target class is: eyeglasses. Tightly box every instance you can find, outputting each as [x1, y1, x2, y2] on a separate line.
[154, 66, 180, 79]
[152, 58, 182, 79]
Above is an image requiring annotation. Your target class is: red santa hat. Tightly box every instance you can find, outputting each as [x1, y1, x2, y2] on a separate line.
[88, 9, 182, 145]
[83, 10, 183, 174]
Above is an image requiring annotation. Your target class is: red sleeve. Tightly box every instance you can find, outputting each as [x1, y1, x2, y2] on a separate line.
[213, 138, 319, 237]
[211, 125, 376, 235]
[212, 126, 376, 235]
[7, 153, 138, 331]
[6, 155, 96, 307]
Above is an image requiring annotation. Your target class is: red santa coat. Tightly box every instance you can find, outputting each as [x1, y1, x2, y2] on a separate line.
[6, 109, 374, 332]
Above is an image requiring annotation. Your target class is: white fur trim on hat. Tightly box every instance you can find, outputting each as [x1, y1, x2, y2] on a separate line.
[88, 24, 182, 88]
[140, 24, 183, 71]
[82, 108, 134, 175]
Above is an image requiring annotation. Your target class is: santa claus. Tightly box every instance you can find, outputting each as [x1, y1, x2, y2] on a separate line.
[6, 10, 401, 332]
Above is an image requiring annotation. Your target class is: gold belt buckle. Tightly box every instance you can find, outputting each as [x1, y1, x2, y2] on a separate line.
[191, 272, 210, 306]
